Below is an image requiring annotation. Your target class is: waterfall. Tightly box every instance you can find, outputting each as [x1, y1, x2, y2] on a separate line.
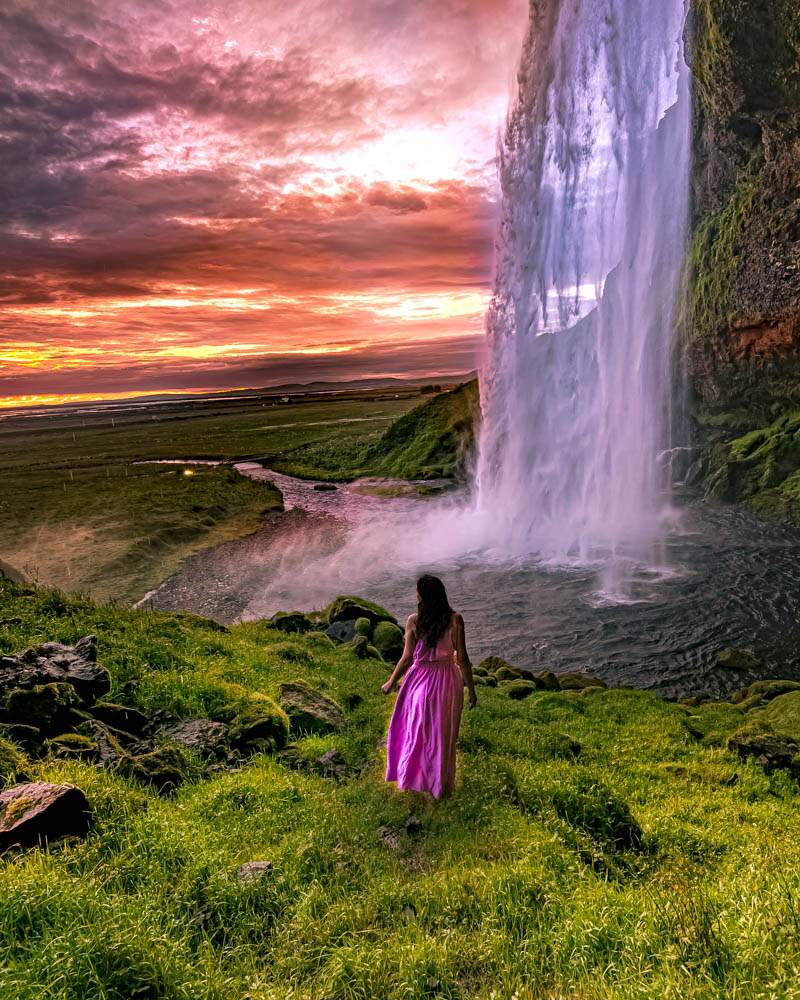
[474, 0, 691, 575]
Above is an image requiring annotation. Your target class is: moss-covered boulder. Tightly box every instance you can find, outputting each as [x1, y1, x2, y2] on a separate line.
[533, 670, 560, 691]
[46, 733, 99, 762]
[350, 635, 383, 661]
[499, 679, 538, 701]
[4, 682, 80, 735]
[353, 617, 372, 638]
[229, 696, 289, 752]
[478, 656, 514, 676]
[0, 736, 30, 787]
[716, 647, 764, 671]
[557, 672, 607, 691]
[495, 665, 523, 683]
[278, 682, 346, 735]
[267, 611, 315, 634]
[89, 701, 148, 734]
[325, 596, 397, 627]
[728, 727, 798, 773]
[158, 719, 229, 759]
[120, 745, 195, 793]
[752, 690, 800, 742]
[372, 621, 404, 663]
[0, 782, 90, 850]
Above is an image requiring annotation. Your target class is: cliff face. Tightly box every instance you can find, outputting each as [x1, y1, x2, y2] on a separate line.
[688, 1, 800, 516]
[689, 0, 800, 414]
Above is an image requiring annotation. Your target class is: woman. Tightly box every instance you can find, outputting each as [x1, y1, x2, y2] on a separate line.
[382, 575, 477, 799]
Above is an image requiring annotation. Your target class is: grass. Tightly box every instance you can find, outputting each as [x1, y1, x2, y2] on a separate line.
[0, 388, 423, 603]
[1, 576, 800, 998]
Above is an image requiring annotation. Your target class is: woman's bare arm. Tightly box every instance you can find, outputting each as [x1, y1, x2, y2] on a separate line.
[382, 614, 417, 694]
[453, 613, 477, 709]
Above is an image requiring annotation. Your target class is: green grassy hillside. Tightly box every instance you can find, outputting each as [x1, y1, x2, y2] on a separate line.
[1, 577, 800, 999]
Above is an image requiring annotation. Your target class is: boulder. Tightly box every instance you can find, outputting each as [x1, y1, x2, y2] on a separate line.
[716, 648, 763, 672]
[313, 482, 337, 492]
[158, 719, 229, 759]
[478, 656, 515, 676]
[0, 782, 90, 850]
[534, 670, 560, 691]
[557, 672, 607, 691]
[728, 730, 798, 773]
[278, 682, 346, 735]
[120, 745, 188, 793]
[0, 558, 30, 584]
[89, 702, 148, 734]
[74, 720, 127, 765]
[325, 595, 397, 627]
[350, 635, 383, 660]
[46, 733, 99, 762]
[753, 690, 800, 742]
[267, 611, 314, 634]
[372, 621, 404, 663]
[316, 748, 350, 780]
[495, 666, 523, 682]
[353, 617, 373, 638]
[325, 620, 357, 644]
[229, 696, 289, 753]
[4, 682, 80, 735]
[0, 635, 110, 706]
[500, 679, 539, 701]
[0, 724, 42, 753]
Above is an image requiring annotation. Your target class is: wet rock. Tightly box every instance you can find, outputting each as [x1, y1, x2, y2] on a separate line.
[557, 672, 607, 691]
[533, 670, 560, 691]
[313, 483, 337, 491]
[325, 619, 357, 644]
[500, 679, 539, 701]
[4, 682, 80, 735]
[236, 860, 273, 882]
[325, 595, 397, 627]
[89, 702, 148, 734]
[373, 621, 404, 663]
[267, 611, 314, 634]
[0, 782, 90, 851]
[727, 730, 798, 773]
[716, 648, 764, 672]
[279, 682, 346, 735]
[74, 720, 127, 765]
[158, 719, 229, 759]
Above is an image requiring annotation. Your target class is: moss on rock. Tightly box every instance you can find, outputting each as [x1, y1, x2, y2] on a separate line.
[372, 621, 404, 663]
[0, 736, 30, 787]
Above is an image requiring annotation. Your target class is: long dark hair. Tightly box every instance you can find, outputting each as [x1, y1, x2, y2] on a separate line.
[415, 574, 454, 649]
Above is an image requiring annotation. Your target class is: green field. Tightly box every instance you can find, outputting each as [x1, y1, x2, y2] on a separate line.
[1, 576, 800, 999]
[0, 387, 425, 603]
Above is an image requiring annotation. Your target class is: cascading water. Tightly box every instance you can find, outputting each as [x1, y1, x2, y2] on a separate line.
[474, 0, 691, 578]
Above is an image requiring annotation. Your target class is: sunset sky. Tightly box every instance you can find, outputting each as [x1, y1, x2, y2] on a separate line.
[0, 0, 528, 407]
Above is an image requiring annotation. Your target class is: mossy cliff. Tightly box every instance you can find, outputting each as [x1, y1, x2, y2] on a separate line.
[688, 1, 800, 514]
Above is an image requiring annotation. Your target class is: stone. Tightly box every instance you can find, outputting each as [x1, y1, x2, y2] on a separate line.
[278, 682, 346, 735]
[267, 611, 314, 634]
[0, 635, 110, 706]
[46, 733, 99, 762]
[325, 595, 397, 627]
[557, 672, 607, 691]
[89, 702, 148, 734]
[74, 720, 127, 765]
[313, 483, 337, 491]
[478, 656, 515, 676]
[350, 635, 383, 660]
[120, 745, 188, 792]
[727, 730, 798, 773]
[0, 724, 42, 753]
[378, 824, 401, 850]
[158, 719, 229, 759]
[325, 620, 357, 644]
[372, 621, 404, 663]
[230, 698, 289, 752]
[316, 748, 350, 780]
[495, 666, 523, 683]
[404, 814, 422, 837]
[716, 648, 763, 672]
[500, 679, 539, 701]
[236, 860, 273, 883]
[353, 617, 373, 638]
[0, 782, 90, 850]
[4, 682, 80, 735]
[534, 670, 560, 691]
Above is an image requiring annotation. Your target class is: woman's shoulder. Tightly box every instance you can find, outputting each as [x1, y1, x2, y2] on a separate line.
[451, 611, 463, 627]
[405, 612, 418, 629]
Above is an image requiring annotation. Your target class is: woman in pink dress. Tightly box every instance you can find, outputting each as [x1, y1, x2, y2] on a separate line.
[382, 575, 477, 799]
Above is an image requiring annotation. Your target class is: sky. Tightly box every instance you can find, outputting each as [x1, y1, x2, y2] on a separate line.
[0, 0, 528, 407]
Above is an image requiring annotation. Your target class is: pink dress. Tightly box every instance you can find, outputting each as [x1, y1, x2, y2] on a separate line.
[385, 621, 464, 799]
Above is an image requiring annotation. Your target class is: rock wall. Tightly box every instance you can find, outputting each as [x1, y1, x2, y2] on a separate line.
[689, 0, 800, 414]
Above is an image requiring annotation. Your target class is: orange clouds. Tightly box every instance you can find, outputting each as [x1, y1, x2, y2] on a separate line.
[0, 0, 527, 404]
